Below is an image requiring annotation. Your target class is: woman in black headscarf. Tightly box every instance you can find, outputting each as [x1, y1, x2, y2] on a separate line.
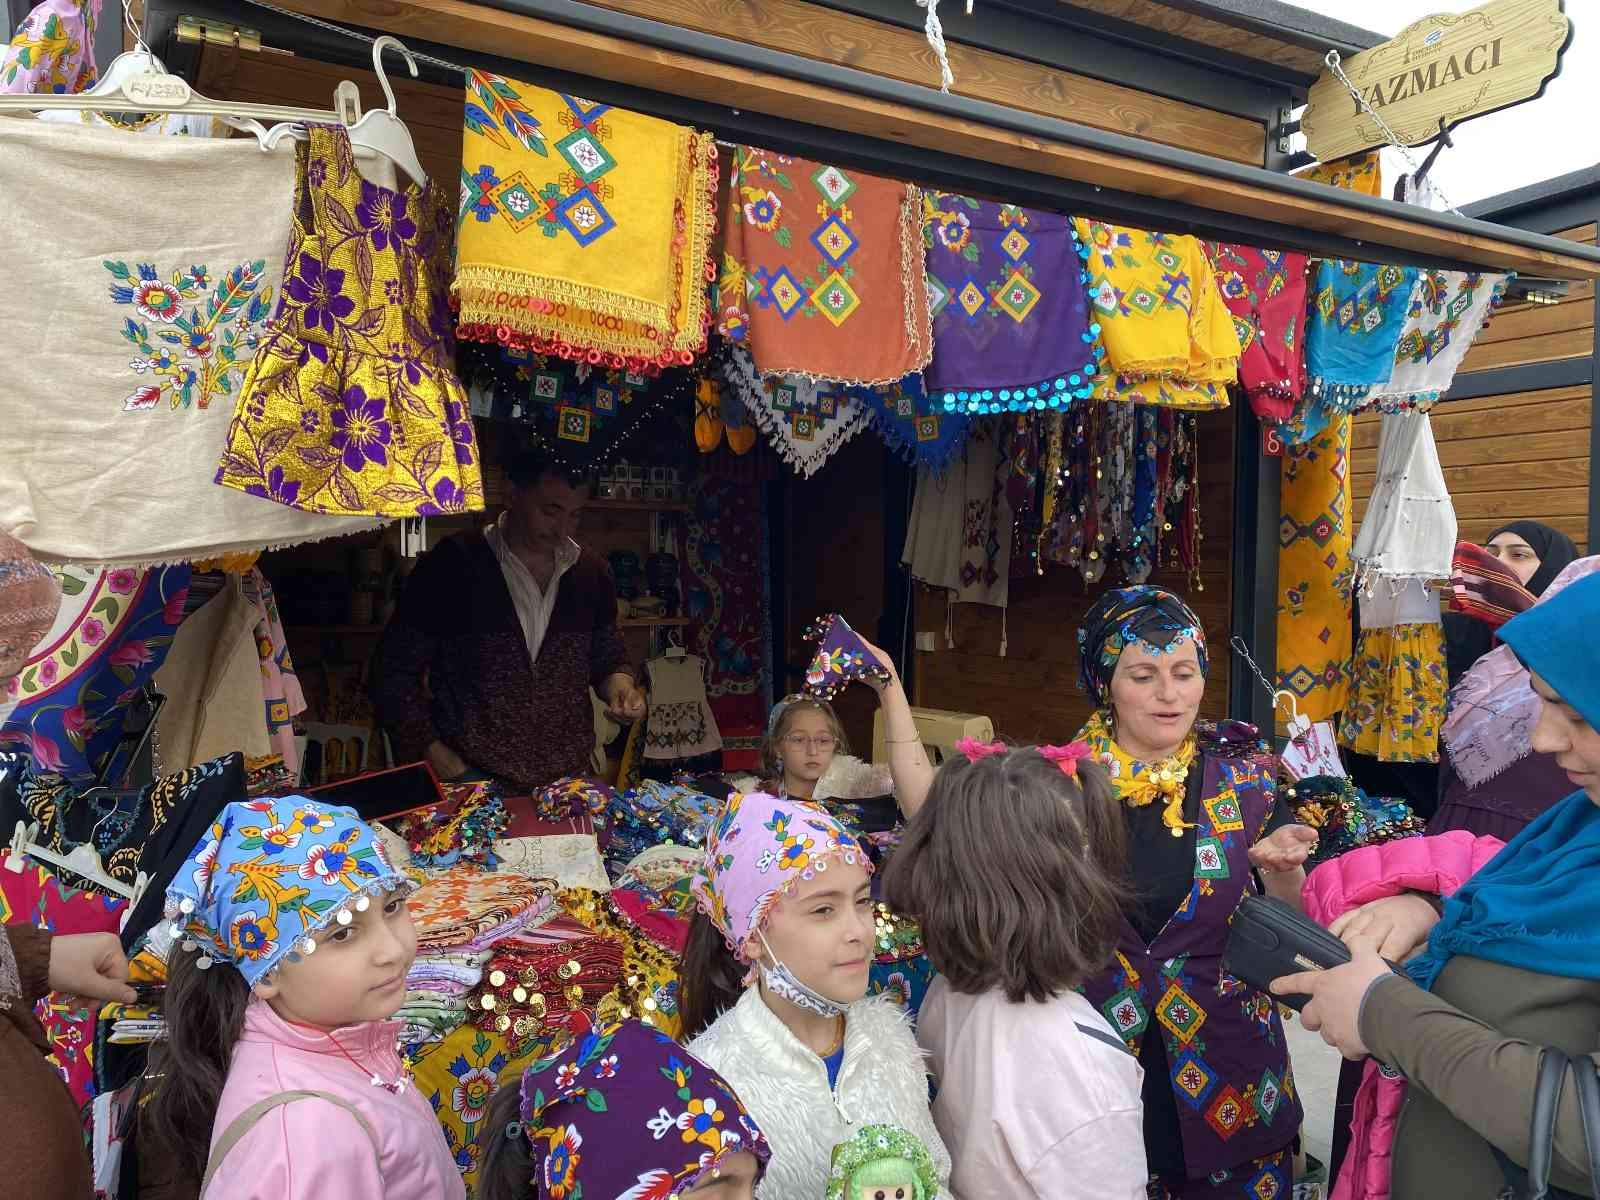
[1442, 521, 1581, 687]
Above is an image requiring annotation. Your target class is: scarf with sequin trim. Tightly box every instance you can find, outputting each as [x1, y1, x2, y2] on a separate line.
[1079, 708, 1197, 837]
[1205, 242, 1309, 421]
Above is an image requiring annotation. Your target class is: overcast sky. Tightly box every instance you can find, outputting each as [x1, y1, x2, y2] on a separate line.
[1295, 0, 1594, 207]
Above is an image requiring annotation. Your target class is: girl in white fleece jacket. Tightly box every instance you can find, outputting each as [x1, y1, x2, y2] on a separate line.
[680, 790, 952, 1200]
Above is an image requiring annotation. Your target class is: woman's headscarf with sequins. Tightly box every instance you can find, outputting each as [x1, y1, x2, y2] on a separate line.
[1076, 585, 1208, 711]
[515, 1019, 770, 1198]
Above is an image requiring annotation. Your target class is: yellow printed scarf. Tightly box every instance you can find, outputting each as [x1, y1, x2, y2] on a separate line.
[1079, 709, 1198, 837]
[1275, 419, 1354, 725]
[453, 70, 717, 368]
[1074, 219, 1241, 388]
[1296, 151, 1383, 197]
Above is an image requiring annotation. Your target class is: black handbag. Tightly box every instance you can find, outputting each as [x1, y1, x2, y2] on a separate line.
[1496, 1048, 1600, 1200]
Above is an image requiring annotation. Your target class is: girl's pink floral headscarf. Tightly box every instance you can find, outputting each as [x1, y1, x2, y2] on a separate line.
[691, 791, 870, 962]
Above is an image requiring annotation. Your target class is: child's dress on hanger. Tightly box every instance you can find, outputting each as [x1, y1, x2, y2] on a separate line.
[213, 125, 483, 517]
[642, 654, 722, 761]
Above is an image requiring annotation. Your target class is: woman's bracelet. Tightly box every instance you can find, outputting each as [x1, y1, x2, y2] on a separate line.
[882, 734, 922, 744]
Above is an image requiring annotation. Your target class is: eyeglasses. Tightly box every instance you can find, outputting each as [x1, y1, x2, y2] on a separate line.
[781, 733, 837, 751]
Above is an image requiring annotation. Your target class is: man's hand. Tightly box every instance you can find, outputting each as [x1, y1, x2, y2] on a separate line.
[1271, 941, 1393, 1060]
[1330, 894, 1441, 961]
[427, 740, 470, 781]
[48, 931, 137, 1004]
[1248, 823, 1319, 874]
[603, 673, 647, 722]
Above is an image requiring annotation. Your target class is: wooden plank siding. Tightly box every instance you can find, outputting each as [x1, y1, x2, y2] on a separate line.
[1351, 224, 1597, 554]
[910, 407, 1235, 742]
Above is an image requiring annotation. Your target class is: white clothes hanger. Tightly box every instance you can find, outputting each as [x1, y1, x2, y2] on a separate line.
[6, 818, 142, 902]
[663, 628, 688, 659]
[345, 36, 428, 186]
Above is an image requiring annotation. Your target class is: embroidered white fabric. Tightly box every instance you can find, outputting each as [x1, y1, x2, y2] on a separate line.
[1351, 410, 1456, 585]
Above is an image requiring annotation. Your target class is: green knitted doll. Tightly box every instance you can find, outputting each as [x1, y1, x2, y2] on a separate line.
[825, 1125, 940, 1200]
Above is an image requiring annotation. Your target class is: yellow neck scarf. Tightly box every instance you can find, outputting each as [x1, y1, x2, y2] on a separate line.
[1080, 709, 1197, 837]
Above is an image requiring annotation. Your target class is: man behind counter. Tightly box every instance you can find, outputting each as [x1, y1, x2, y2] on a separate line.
[371, 446, 646, 793]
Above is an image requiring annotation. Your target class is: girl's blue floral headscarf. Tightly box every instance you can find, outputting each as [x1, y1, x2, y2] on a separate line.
[1076, 585, 1208, 711]
[515, 1019, 770, 1198]
[165, 797, 412, 986]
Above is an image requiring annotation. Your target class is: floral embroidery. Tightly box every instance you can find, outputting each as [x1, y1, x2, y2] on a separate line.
[213, 127, 482, 518]
[2, 0, 96, 94]
[107, 259, 274, 411]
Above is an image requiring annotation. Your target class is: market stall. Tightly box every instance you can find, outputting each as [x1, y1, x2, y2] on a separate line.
[2, 0, 1598, 1196]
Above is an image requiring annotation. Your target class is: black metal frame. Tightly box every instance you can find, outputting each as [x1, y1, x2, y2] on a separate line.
[1443, 357, 1593, 403]
[1229, 404, 1280, 729]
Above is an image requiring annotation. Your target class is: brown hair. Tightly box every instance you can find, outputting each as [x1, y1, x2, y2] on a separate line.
[475, 1082, 536, 1200]
[761, 695, 850, 785]
[677, 907, 747, 1040]
[141, 942, 251, 1181]
[882, 747, 1129, 1003]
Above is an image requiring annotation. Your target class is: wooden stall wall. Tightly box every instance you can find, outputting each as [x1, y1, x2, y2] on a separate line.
[1351, 223, 1596, 552]
[906, 407, 1236, 744]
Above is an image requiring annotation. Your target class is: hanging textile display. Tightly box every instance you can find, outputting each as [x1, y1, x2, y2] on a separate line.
[921, 194, 1102, 413]
[851, 372, 972, 471]
[720, 345, 870, 478]
[453, 69, 718, 371]
[1, 0, 98, 94]
[1302, 260, 1420, 406]
[0, 563, 189, 783]
[212, 127, 482, 519]
[1351, 410, 1456, 586]
[1339, 580, 1447, 764]
[901, 418, 1011, 610]
[1001, 414, 1045, 577]
[1364, 269, 1514, 411]
[1039, 402, 1200, 585]
[717, 144, 932, 385]
[1274, 420, 1354, 723]
[0, 121, 384, 565]
[1205, 243, 1309, 421]
[457, 341, 692, 472]
[693, 376, 757, 456]
[1296, 151, 1384, 197]
[0, 531, 61, 677]
[243, 569, 305, 775]
[1072, 218, 1240, 403]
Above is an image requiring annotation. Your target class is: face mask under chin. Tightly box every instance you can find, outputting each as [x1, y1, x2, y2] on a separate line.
[757, 932, 846, 1020]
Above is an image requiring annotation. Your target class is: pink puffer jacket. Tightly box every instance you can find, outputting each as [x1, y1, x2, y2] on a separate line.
[1300, 832, 1505, 1200]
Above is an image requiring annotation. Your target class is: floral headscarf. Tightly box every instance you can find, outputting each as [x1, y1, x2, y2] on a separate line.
[516, 1019, 770, 1199]
[165, 797, 412, 986]
[691, 792, 871, 962]
[1076, 585, 1208, 711]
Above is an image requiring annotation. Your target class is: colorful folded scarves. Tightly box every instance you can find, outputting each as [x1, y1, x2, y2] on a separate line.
[803, 613, 891, 700]
[409, 869, 556, 952]
[923, 195, 1102, 413]
[1283, 774, 1424, 867]
[1450, 541, 1535, 630]
[381, 780, 510, 871]
[717, 145, 933, 385]
[1366, 269, 1513, 411]
[1074, 219, 1239, 410]
[1205, 243, 1309, 421]
[719, 345, 870, 478]
[0, 119, 381, 565]
[1296, 151, 1383, 197]
[851, 373, 972, 471]
[453, 70, 719, 372]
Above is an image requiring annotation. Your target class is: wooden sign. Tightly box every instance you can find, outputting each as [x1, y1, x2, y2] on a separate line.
[1302, 0, 1571, 162]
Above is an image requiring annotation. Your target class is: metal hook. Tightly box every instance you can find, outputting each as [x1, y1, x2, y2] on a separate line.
[370, 35, 418, 118]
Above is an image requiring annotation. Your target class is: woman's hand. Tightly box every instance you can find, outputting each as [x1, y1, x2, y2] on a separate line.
[1329, 894, 1441, 961]
[1272, 943, 1393, 1060]
[1248, 823, 1319, 874]
[48, 931, 137, 1004]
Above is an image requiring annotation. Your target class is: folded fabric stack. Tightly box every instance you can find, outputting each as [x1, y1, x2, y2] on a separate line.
[600, 779, 726, 871]
[382, 780, 510, 871]
[467, 928, 624, 1051]
[398, 948, 493, 1050]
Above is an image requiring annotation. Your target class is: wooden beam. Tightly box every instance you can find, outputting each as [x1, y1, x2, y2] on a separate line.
[573, 0, 1267, 165]
[268, 0, 1600, 280]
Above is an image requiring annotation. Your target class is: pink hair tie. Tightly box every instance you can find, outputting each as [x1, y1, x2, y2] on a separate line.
[955, 737, 1007, 762]
[1038, 741, 1092, 780]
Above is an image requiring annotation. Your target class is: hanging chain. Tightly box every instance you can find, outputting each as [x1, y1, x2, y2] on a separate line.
[1321, 50, 1460, 215]
[239, 0, 473, 77]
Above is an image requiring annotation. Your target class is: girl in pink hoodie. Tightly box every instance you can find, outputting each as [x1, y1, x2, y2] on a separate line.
[142, 797, 463, 1200]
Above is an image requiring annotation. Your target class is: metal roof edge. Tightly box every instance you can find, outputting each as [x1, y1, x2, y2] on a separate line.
[1463, 165, 1600, 222]
[1152, 0, 1385, 56]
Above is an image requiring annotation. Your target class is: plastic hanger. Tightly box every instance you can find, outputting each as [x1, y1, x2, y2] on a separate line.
[663, 629, 688, 659]
[6, 818, 142, 902]
[344, 36, 428, 187]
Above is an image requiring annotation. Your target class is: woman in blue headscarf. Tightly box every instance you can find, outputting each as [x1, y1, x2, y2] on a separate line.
[1278, 571, 1600, 1199]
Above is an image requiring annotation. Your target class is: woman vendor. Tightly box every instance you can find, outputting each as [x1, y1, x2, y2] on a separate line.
[1072, 586, 1318, 1199]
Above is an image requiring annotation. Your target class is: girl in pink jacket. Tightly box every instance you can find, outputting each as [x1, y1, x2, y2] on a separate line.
[142, 797, 464, 1200]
